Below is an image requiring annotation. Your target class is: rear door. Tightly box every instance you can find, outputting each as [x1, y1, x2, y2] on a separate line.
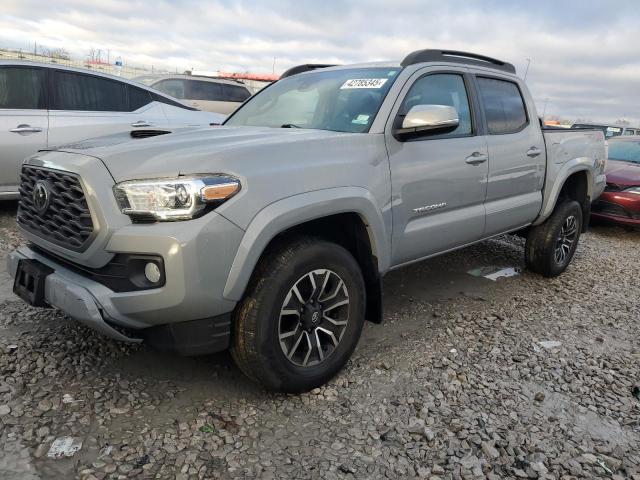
[47, 70, 167, 148]
[387, 68, 489, 265]
[474, 75, 545, 235]
[0, 66, 48, 194]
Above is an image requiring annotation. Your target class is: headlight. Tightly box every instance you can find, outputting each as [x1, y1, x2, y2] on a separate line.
[113, 175, 240, 221]
[625, 187, 640, 195]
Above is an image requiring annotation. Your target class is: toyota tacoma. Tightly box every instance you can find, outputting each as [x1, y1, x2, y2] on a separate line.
[8, 50, 606, 392]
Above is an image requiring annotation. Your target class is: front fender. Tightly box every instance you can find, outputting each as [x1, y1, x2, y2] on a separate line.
[222, 187, 390, 301]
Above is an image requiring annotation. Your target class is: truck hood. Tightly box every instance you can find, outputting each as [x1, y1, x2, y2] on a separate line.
[49, 126, 361, 182]
[605, 159, 640, 187]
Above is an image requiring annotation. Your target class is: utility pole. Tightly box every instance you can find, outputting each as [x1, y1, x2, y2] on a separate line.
[272, 57, 276, 74]
[542, 97, 549, 118]
[523, 58, 531, 81]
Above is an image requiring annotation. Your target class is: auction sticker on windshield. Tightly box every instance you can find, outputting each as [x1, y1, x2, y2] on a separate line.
[341, 78, 388, 89]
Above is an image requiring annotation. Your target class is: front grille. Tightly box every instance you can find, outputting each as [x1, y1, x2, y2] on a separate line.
[604, 183, 623, 192]
[17, 166, 95, 252]
[592, 200, 631, 218]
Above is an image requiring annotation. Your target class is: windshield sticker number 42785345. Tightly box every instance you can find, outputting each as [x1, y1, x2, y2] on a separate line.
[340, 78, 388, 89]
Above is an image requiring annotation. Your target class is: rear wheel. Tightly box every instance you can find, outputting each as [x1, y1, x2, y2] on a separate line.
[231, 236, 366, 392]
[525, 200, 583, 277]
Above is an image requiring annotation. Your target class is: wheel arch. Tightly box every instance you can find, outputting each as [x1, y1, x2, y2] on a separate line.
[535, 162, 593, 231]
[222, 187, 390, 323]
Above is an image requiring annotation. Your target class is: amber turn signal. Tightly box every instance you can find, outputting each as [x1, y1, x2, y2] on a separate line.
[200, 182, 240, 201]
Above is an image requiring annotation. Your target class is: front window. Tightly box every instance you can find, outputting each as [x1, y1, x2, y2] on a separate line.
[225, 67, 400, 133]
[608, 141, 640, 164]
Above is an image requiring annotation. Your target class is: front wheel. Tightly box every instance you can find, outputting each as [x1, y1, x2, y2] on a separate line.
[231, 237, 366, 393]
[525, 200, 583, 277]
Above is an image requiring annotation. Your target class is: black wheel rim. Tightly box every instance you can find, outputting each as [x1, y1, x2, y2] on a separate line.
[278, 269, 350, 367]
[554, 215, 578, 265]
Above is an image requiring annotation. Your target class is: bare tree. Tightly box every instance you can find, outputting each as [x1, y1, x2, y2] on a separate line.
[42, 47, 70, 60]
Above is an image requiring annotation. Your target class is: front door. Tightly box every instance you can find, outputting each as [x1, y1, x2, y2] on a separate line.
[0, 66, 48, 194]
[387, 69, 488, 266]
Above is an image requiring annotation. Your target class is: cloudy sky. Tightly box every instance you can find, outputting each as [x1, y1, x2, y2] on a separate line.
[1, 0, 639, 124]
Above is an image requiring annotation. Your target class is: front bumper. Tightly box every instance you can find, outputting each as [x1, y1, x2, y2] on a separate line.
[591, 191, 640, 227]
[8, 210, 245, 353]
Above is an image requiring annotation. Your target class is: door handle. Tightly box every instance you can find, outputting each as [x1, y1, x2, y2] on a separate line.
[10, 124, 43, 135]
[465, 152, 488, 165]
[131, 120, 153, 127]
[526, 147, 542, 158]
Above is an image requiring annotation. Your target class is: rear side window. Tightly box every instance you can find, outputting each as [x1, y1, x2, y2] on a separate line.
[223, 84, 251, 102]
[51, 71, 128, 111]
[153, 79, 187, 99]
[128, 85, 152, 110]
[188, 80, 223, 101]
[477, 77, 528, 134]
[0, 67, 46, 109]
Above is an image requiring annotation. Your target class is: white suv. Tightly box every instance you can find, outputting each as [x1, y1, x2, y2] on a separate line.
[0, 61, 225, 199]
[135, 74, 252, 115]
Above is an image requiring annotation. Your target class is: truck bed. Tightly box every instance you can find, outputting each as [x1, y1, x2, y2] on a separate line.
[535, 128, 607, 224]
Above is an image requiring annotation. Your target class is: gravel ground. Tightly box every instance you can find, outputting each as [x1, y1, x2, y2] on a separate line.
[0, 201, 639, 480]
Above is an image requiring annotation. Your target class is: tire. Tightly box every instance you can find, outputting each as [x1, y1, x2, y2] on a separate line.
[231, 236, 366, 393]
[525, 200, 583, 277]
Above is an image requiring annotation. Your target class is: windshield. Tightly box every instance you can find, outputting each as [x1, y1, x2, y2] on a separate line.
[225, 67, 401, 133]
[608, 141, 640, 164]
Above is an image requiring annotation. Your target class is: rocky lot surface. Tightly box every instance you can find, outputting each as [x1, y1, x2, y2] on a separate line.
[0, 201, 639, 479]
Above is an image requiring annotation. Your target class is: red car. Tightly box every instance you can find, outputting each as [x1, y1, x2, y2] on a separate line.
[591, 136, 640, 227]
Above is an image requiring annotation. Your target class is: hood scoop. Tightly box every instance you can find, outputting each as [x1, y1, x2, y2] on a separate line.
[130, 129, 171, 139]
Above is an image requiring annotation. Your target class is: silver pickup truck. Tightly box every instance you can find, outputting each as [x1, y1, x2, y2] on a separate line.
[8, 50, 606, 392]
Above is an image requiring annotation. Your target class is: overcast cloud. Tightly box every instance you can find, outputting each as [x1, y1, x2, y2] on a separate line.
[1, 0, 639, 124]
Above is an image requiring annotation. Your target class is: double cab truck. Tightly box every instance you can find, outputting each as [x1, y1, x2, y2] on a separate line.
[8, 50, 606, 392]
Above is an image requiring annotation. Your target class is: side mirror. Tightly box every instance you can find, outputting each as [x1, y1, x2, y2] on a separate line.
[394, 104, 459, 139]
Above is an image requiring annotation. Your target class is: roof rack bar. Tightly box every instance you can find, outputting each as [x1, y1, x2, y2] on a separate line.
[280, 64, 338, 79]
[400, 49, 516, 74]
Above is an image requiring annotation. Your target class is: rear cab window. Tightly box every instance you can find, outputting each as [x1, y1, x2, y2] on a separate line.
[476, 76, 528, 134]
[0, 66, 47, 109]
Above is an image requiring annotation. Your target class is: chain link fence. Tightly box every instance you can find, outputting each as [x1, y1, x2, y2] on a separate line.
[0, 48, 180, 79]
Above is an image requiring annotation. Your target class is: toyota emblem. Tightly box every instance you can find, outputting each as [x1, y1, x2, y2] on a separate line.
[32, 181, 51, 214]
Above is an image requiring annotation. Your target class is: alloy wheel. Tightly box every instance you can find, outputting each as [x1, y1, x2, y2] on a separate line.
[554, 215, 578, 265]
[278, 269, 350, 367]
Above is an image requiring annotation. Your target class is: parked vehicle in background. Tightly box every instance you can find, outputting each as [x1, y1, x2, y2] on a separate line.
[591, 136, 640, 227]
[8, 50, 606, 392]
[0, 61, 224, 199]
[571, 123, 640, 138]
[134, 74, 252, 115]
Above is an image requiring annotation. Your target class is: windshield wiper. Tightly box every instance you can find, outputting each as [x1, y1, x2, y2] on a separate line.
[280, 123, 302, 129]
